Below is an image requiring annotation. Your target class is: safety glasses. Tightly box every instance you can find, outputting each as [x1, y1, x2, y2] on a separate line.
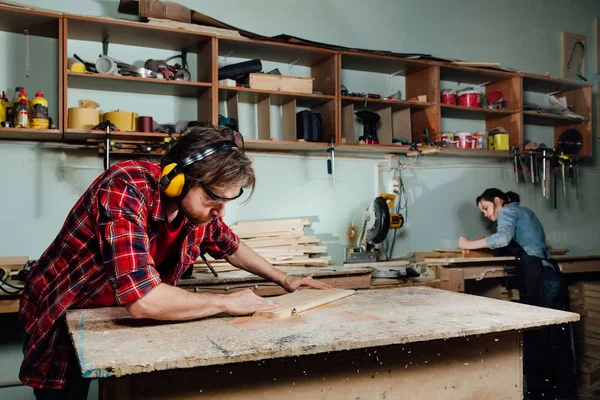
[200, 181, 244, 202]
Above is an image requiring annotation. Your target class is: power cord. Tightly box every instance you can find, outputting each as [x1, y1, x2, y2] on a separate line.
[385, 168, 408, 261]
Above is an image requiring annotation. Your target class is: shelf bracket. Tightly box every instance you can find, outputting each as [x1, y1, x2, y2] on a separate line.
[389, 69, 404, 95]
[288, 58, 299, 75]
[102, 35, 110, 57]
[221, 51, 234, 66]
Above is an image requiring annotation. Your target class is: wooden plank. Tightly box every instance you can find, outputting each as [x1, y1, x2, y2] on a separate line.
[342, 260, 410, 268]
[341, 102, 356, 143]
[0, 298, 20, 314]
[375, 106, 393, 145]
[0, 256, 28, 267]
[579, 357, 600, 386]
[425, 256, 515, 265]
[281, 99, 297, 141]
[66, 287, 578, 379]
[256, 288, 355, 319]
[256, 96, 270, 140]
[439, 267, 465, 292]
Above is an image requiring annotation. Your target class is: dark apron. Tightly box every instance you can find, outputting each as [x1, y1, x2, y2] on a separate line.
[499, 240, 575, 399]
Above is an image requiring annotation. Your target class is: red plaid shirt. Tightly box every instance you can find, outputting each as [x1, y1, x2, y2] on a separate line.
[19, 160, 240, 389]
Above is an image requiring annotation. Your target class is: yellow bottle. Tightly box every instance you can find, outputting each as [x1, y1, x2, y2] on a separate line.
[31, 90, 49, 129]
[0, 91, 6, 124]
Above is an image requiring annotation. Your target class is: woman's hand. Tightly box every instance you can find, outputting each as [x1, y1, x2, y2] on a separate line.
[458, 236, 471, 250]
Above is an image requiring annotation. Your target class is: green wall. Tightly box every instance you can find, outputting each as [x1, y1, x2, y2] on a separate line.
[1, 1, 600, 398]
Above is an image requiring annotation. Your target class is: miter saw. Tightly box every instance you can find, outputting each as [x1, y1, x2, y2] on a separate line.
[345, 194, 426, 278]
[345, 194, 404, 263]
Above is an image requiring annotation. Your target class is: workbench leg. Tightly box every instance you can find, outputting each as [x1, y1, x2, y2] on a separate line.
[439, 267, 465, 292]
[99, 377, 130, 400]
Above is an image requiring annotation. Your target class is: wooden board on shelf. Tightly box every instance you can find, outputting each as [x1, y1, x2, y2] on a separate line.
[341, 96, 434, 110]
[65, 14, 212, 51]
[0, 4, 61, 38]
[218, 86, 334, 107]
[218, 37, 336, 67]
[0, 128, 62, 142]
[67, 72, 212, 97]
[64, 129, 168, 143]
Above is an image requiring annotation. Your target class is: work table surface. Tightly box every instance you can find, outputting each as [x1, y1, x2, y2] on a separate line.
[66, 287, 578, 379]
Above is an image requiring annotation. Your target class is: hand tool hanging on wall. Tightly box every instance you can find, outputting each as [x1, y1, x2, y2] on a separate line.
[104, 120, 111, 171]
[327, 139, 335, 187]
[558, 155, 568, 198]
[551, 152, 558, 209]
[530, 153, 536, 183]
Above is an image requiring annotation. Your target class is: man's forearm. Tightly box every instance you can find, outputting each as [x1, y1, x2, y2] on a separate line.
[126, 283, 228, 320]
[226, 242, 288, 285]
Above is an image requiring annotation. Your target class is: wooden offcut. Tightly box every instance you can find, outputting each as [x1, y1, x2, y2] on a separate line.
[256, 288, 355, 319]
[249, 73, 314, 94]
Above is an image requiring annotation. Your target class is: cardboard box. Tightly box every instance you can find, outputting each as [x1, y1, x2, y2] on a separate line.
[249, 73, 314, 94]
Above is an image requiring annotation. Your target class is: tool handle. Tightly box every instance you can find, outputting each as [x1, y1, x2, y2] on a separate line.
[379, 193, 396, 209]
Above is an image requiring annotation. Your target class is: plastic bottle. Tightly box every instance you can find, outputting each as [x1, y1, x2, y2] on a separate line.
[31, 90, 49, 129]
[0, 91, 6, 124]
[15, 98, 29, 128]
[12, 87, 28, 127]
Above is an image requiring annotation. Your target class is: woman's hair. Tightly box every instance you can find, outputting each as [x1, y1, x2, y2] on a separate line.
[476, 188, 520, 206]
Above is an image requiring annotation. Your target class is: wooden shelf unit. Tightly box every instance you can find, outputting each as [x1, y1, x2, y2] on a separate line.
[522, 75, 592, 158]
[62, 14, 217, 131]
[0, 7, 593, 158]
[217, 39, 338, 145]
[339, 52, 439, 149]
[0, 4, 63, 132]
[439, 65, 523, 151]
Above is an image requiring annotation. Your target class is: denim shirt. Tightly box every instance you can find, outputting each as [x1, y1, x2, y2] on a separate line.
[484, 202, 551, 261]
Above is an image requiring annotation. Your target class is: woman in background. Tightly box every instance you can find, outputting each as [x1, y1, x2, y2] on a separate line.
[459, 188, 575, 400]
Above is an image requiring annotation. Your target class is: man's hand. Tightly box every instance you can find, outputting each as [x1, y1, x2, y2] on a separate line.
[223, 289, 280, 316]
[458, 236, 471, 250]
[281, 276, 333, 293]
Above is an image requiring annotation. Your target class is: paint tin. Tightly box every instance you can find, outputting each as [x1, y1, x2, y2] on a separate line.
[457, 89, 481, 108]
[441, 89, 457, 105]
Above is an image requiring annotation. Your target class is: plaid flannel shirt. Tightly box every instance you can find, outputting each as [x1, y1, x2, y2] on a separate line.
[19, 160, 239, 389]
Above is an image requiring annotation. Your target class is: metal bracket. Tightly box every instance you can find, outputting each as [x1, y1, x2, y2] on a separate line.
[221, 50, 233, 65]
[102, 35, 110, 56]
[288, 58, 299, 75]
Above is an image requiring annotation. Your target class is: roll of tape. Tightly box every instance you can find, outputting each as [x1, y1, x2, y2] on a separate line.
[68, 108, 101, 130]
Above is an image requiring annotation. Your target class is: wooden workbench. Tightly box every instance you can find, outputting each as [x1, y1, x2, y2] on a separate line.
[433, 255, 600, 292]
[66, 287, 579, 399]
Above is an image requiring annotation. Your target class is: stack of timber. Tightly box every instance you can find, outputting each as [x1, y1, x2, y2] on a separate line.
[574, 282, 600, 386]
[194, 218, 330, 274]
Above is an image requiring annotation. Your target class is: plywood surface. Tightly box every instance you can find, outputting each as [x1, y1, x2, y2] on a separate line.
[66, 287, 578, 379]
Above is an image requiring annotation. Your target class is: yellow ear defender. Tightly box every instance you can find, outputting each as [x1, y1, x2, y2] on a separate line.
[159, 140, 238, 197]
[160, 163, 186, 197]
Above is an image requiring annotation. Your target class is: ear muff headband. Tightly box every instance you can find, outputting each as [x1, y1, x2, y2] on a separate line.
[160, 140, 237, 197]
